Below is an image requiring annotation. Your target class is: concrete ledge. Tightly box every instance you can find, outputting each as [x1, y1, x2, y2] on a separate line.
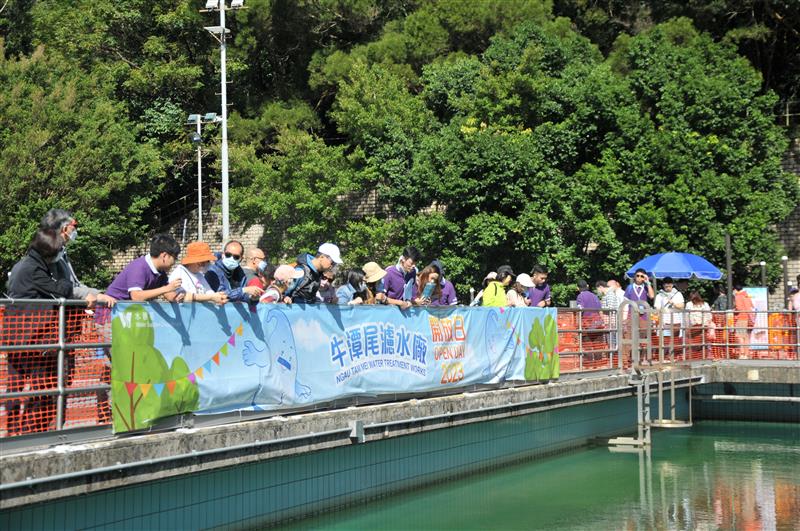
[1, 360, 796, 509]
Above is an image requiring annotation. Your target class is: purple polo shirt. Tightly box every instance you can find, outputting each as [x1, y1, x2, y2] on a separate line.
[576, 290, 601, 310]
[106, 255, 168, 301]
[383, 265, 414, 301]
[411, 279, 458, 306]
[527, 283, 551, 306]
[624, 283, 649, 302]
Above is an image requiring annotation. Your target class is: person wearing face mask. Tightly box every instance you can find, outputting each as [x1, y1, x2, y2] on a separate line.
[168, 242, 228, 304]
[336, 269, 368, 305]
[205, 240, 264, 303]
[285, 242, 343, 303]
[241, 247, 267, 285]
[37, 208, 116, 307]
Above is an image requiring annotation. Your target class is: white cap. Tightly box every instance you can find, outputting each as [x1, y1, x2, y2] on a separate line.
[516, 273, 535, 288]
[318, 243, 343, 264]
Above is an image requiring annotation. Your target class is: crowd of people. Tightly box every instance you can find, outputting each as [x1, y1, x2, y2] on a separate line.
[5, 210, 800, 325]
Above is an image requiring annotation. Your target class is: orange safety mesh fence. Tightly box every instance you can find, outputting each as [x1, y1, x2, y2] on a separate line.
[558, 309, 618, 372]
[0, 304, 111, 438]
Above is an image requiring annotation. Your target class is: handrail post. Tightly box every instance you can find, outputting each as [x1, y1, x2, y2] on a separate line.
[56, 299, 66, 431]
[577, 309, 583, 371]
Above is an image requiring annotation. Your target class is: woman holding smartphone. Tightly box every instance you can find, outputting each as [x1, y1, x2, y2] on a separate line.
[412, 265, 442, 306]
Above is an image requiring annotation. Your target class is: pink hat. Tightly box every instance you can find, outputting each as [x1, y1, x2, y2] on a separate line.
[274, 264, 303, 283]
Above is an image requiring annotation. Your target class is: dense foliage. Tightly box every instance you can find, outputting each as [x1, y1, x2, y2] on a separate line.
[1, 0, 797, 300]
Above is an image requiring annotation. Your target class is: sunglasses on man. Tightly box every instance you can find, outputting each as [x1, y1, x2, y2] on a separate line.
[224, 252, 242, 261]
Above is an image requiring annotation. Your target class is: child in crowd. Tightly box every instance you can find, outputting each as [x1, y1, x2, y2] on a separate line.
[261, 265, 303, 304]
[507, 273, 534, 307]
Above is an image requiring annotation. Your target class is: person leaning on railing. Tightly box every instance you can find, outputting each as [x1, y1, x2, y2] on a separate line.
[37, 208, 116, 308]
[168, 241, 228, 305]
[4, 228, 92, 434]
[7, 229, 84, 302]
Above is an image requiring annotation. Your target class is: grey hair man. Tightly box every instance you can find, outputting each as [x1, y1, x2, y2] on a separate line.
[38, 208, 116, 307]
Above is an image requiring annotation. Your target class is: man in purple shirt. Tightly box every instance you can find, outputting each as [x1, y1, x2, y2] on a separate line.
[624, 268, 655, 304]
[383, 246, 421, 310]
[576, 280, 601, 311]
[526, 265, 551, 307]
[106, 234, 183, 302]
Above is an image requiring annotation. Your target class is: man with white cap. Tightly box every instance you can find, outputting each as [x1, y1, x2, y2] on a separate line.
[286, 242, 343, 303]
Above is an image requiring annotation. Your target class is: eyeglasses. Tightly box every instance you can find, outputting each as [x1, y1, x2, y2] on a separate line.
[635, 274, 647, 279]
[224, 252, 242, 261]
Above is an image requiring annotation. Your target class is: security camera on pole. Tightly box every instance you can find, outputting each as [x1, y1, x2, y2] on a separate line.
[201, 0, 246, 242]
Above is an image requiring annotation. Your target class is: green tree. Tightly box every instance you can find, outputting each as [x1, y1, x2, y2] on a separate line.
[0, 44, 166, 285]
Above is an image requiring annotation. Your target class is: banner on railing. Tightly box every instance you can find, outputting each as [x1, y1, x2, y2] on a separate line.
[110, 303, 558, 433]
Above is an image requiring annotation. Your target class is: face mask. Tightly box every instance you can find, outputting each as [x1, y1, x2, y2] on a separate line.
[257, 260, 267, 272]
[68, 229, 78, 242]
[222, 257, 240, 271]
[198, 265, 209, 274]
[376, 279, 385, 293]
[358, 282, 367, 293]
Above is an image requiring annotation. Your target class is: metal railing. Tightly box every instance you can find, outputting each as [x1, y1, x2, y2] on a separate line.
[0, 299, 111, 437]
[1, 299, 797, 440]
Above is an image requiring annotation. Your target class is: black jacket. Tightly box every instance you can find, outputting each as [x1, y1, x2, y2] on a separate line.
[7, 248, 74, 299]
[287, 253, 321, 303]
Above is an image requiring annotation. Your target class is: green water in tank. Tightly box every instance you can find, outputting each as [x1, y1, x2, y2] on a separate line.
[284, 421, 800, 530]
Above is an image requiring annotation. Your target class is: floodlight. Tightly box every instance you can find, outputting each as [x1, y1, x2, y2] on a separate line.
[204, 26, 230, 35]
[186, 114, 200, 124]
[205, 0, 219, 9]
[230, 0, 244, 7]
[189, 132, 203, 146]
[203, 112, 218, 122]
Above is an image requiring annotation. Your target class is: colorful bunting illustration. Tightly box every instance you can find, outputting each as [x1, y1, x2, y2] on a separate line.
[119, 321, 244, 395]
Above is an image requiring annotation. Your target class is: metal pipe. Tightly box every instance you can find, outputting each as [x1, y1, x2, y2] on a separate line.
[0, 341, 110, 354]
[710, 395, 800, 402]
[196, 116, 203, 241]
[2, 385, 111, 400]
[219, 0, 230, 241]
[56, 301, 66, 431]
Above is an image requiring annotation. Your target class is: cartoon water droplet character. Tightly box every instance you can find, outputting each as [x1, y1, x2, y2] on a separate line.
[242, 308, 311, 408]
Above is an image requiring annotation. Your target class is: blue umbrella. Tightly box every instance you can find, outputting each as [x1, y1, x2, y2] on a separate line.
[626, 252, 722, 280]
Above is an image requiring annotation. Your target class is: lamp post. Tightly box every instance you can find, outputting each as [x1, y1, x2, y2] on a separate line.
[186, 113, 221, 241]
[202, 0, 245, 241]
[759, 261, 766, 288]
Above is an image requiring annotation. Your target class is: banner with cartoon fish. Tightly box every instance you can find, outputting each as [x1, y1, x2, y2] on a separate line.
[110, 302, 558, 433]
